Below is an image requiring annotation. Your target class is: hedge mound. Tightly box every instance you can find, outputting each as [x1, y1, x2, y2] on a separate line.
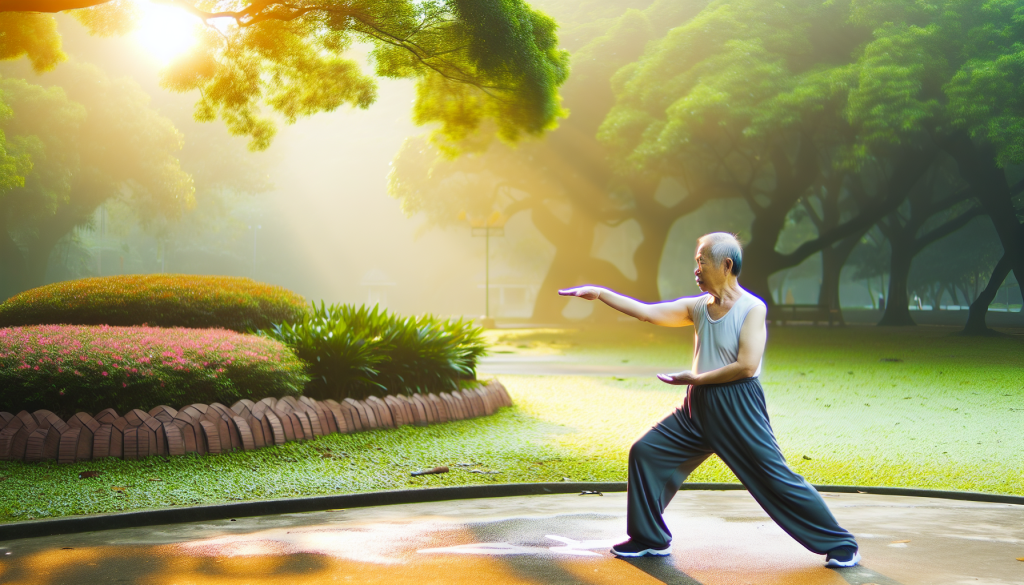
[0, 275, 306, 332]
[0, 325, 308, 418]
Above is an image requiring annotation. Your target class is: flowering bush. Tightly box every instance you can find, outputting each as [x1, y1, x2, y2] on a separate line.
[0, 325, 308, 418]
[0, 275, 306, 332]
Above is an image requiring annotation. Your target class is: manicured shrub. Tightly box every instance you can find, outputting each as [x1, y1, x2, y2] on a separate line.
[0, 325, 308, 418]
[261, 303, 488, 400]
[0, 275, 306, 332]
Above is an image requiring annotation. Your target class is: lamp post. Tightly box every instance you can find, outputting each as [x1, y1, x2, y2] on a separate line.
[460, 209, 505, 328]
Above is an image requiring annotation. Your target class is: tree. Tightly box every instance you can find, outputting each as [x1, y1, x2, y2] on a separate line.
[841, 0, 1024, 333]
[600, 0, 940, 312]
[390, 0, 713, 321]
[0, 62, 193, 298]
[876, 157, 981, 326]
[600, 0, 1024, 334]
[0, 0, 570, 152]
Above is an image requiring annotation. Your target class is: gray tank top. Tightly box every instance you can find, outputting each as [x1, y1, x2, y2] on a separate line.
[692, 289, 764, 377]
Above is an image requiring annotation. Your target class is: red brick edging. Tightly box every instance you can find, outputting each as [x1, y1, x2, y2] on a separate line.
[0, 380, 513, 463]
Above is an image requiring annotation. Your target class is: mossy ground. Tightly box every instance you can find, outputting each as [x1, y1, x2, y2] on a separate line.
[0, 324, 1020, 523]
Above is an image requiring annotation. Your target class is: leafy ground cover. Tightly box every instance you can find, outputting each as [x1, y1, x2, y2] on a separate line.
[0, 324, 1019, 523]
[0, 275, 307, 332]
[0, 325, 307, 417]
[260, 303, 487, 400]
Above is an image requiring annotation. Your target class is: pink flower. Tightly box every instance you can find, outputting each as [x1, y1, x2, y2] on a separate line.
[101, 371, 108, 376]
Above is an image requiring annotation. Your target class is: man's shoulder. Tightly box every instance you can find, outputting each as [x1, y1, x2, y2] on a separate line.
[740, 289, 768, 310]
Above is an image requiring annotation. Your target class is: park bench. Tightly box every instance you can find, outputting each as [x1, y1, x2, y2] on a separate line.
[767, 304, 840, 326]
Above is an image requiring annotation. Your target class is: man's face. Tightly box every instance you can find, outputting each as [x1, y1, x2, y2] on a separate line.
[694, 244, 728, 291]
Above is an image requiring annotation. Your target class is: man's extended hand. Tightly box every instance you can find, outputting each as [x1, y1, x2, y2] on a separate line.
[558, 286, 602, 300]
[657, 371, 700, 385]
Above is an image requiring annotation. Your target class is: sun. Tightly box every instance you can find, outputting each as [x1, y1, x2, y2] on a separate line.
[132, 0, 202, 65]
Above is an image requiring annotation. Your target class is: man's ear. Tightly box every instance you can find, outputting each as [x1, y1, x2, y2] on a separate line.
[723, 258, 733, 273]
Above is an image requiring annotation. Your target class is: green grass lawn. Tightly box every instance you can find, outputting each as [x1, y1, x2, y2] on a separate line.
[0, 324, 1020, 523]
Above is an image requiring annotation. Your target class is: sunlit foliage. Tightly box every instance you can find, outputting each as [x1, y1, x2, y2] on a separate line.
[43, 0, 571, 152]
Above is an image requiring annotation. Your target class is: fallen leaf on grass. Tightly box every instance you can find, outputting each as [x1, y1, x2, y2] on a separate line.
[802, 455, 812, 460]
[411, 466, 449, 476]
[78, 471, 102, 479]
[320, 453, 334, 459]
[147, 478, 162, 482]
[111, 486, 127, 492]
[0, 476, 7, 482]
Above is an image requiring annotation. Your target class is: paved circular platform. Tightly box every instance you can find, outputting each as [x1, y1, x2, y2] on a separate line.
[1, 490, 1021, 584]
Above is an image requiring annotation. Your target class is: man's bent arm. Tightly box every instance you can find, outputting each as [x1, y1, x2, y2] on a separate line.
[692, 304, 767, 385]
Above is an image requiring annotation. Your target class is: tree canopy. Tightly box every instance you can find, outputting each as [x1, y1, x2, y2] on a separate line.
[598, 0, 1023, 327]
[0, 0, 570, 151]
[0, 61, 193, 298]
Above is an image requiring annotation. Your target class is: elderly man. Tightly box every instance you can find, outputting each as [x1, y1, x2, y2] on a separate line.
[558, 232, 860, 568]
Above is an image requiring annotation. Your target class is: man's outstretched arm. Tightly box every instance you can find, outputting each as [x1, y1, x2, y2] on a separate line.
[557, 286, 698, 327]
[657, 304, 767, 386]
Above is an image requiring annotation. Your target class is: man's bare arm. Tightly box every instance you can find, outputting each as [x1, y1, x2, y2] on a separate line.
[657, 304, 767, 385]
[558, 286, 699, 327]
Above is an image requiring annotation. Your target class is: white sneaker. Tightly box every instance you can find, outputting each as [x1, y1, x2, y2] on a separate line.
[610, 539, 672, 557]
[825, 546, 860, 567]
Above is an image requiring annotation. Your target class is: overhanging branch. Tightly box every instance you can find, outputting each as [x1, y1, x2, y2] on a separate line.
[0, 0, 108, 11]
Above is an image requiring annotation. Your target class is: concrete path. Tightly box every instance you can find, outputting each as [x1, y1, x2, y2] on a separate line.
[1, 490, 1021, 584]
[478, 355, 676, 377]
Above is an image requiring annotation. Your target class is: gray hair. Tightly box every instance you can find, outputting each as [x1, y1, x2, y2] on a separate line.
[697, 232, 743, 276]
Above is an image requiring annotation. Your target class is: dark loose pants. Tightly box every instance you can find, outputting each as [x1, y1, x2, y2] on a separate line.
[626, 377, 858, 554]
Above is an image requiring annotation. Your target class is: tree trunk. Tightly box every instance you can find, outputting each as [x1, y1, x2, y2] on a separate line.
[878, 231, 917, 326]
[529, 205, 634, 322]
[631, 218, 669, 302]
[962, 252, 1013, 335]
[631, 179, 697, 303]
[817, 236, 860, 325]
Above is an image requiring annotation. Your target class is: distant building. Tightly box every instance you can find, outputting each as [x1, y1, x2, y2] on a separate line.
[360, 269, 396, 307]
[477, 282, 538, 318]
